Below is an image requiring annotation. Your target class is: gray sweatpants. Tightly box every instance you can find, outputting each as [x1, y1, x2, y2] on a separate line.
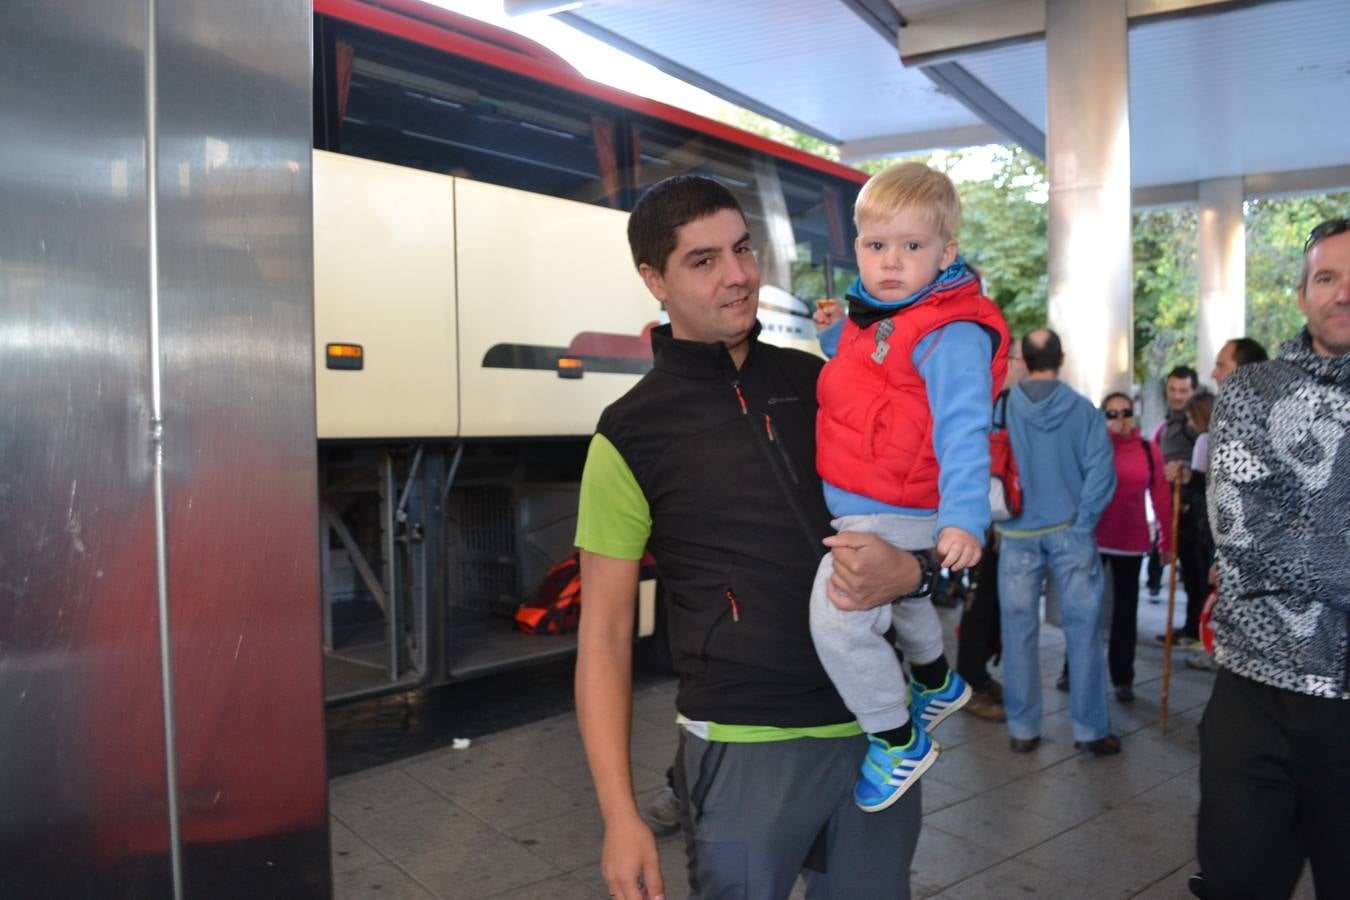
[809, 513, 944, 734]
[675, 729, 920, 899]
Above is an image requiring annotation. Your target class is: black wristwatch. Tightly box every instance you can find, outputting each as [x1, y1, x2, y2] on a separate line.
[895, 551, 936, 601]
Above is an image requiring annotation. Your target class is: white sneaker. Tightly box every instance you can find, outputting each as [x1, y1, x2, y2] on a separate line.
[1185, 650, 1218, 671]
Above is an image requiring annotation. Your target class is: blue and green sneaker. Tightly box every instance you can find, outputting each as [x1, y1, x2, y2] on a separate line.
[854, 729, 939, 812]
[909, 671, 972, 733]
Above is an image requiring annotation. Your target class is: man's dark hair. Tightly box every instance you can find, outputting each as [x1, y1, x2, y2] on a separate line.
[1021, 329, 1063, 374]
[1166, 365, 1199, 389]
[1228, 337, 1269, 367]
[627, 175, 745, 274]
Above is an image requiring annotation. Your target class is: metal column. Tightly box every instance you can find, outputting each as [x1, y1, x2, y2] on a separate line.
[1045, 0, 1134, 401]
[0, 0, 327, 896]
[1196, 176, 1247, 387]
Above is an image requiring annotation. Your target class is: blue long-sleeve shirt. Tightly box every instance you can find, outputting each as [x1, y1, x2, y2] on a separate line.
[820, 320, 995, 540]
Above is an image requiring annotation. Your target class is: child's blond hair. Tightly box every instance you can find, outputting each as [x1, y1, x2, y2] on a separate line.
[854, 162, 961, 240]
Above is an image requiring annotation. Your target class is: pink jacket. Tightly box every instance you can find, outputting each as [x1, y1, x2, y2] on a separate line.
[1095, 428, 1172, 555]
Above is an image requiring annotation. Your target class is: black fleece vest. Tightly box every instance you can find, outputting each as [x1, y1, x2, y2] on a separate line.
[598, 325, 852, 727]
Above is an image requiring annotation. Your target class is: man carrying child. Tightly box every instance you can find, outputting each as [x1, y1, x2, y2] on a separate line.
[811, 162, 1010, 810]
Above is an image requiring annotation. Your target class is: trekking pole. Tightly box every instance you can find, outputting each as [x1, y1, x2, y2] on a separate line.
[1159, 477, 1183, 734]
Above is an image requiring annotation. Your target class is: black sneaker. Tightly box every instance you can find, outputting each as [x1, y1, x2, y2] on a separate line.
[1114, 685, 1135, 703]
[1073, 734, 1122, 756]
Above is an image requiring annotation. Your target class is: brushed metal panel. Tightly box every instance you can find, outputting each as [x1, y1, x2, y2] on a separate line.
[314, 151, 458, 440]
[0, 1, 173, 894]
[152, 0, 329, 895]
[456, 179, 655, 438]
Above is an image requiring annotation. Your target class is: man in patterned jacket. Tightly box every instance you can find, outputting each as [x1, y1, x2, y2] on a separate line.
[1195, 218, 1350, 899]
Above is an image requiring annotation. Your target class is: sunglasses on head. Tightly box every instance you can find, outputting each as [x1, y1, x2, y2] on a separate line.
[1305, 218, 1350, 254]
[1104, 408, 1134, 420]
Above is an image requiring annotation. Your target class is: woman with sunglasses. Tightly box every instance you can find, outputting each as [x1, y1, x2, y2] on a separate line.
[1092, 393, 1172, 702]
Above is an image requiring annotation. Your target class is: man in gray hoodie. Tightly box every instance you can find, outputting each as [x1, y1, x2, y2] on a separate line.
[996, 329, 1119, 756]
[1195, 219, 1350, 899]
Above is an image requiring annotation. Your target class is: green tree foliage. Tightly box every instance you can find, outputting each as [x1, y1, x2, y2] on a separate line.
[1133, 206, 1198, 381]
[714, 104, 844, 163]
[1132, 194, 1349, 380]
[1245, 192, 1350, 354]
[935, 146, 1048, 341]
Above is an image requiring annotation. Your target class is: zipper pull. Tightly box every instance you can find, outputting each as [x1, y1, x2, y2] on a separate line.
[764, 414, 775, 441]
[726, 588, 740, 622]
[732, 381, 748, 414]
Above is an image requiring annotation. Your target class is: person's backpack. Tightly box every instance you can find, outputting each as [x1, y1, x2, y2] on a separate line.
[516, 552, 581, 635]
[989, 389, 1023, 521]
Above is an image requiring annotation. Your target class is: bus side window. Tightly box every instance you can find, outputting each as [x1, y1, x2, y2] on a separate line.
[324, 22, 621, 210]
[626, 117, 858, 304]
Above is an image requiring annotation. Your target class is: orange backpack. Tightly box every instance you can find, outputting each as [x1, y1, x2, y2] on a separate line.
[515, 552, 582, 635]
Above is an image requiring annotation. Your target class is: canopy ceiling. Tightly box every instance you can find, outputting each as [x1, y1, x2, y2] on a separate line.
[542, 0, 1350, 197]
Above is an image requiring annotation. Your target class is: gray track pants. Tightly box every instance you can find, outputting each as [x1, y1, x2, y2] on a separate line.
[674, 729, 920, 899]
[809, 513, 944, 734]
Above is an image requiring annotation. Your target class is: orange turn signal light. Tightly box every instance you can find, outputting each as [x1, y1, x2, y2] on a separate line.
[557, 356, 584, 379]
[326, 343, 364, 370]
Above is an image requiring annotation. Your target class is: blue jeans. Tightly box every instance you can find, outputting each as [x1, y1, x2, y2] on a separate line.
[997, 528, 1111, 743]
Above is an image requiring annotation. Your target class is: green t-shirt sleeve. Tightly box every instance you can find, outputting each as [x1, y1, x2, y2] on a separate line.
[574, 432, 651, 561]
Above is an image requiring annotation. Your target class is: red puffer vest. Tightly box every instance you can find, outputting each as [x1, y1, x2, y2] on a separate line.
[816, 276, 1009, 508]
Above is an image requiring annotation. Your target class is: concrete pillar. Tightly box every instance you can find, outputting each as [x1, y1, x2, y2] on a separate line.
[1044, 0, 1133, 402]
[1196, 177, 1247, 388]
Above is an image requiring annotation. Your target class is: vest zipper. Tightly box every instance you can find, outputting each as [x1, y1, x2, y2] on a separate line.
[731, 378, 819, 554]
[698, 591, 739, 659]
[764, 414, 800, 486]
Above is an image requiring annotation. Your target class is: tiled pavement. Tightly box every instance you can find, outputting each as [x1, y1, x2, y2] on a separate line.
[329, 591, 1316, 899]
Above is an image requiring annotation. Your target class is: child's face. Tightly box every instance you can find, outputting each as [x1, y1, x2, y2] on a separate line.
[855, 208, 957, 303]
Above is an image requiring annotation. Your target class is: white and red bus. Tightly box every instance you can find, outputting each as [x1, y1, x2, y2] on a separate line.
[311, 0, 868, 700]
